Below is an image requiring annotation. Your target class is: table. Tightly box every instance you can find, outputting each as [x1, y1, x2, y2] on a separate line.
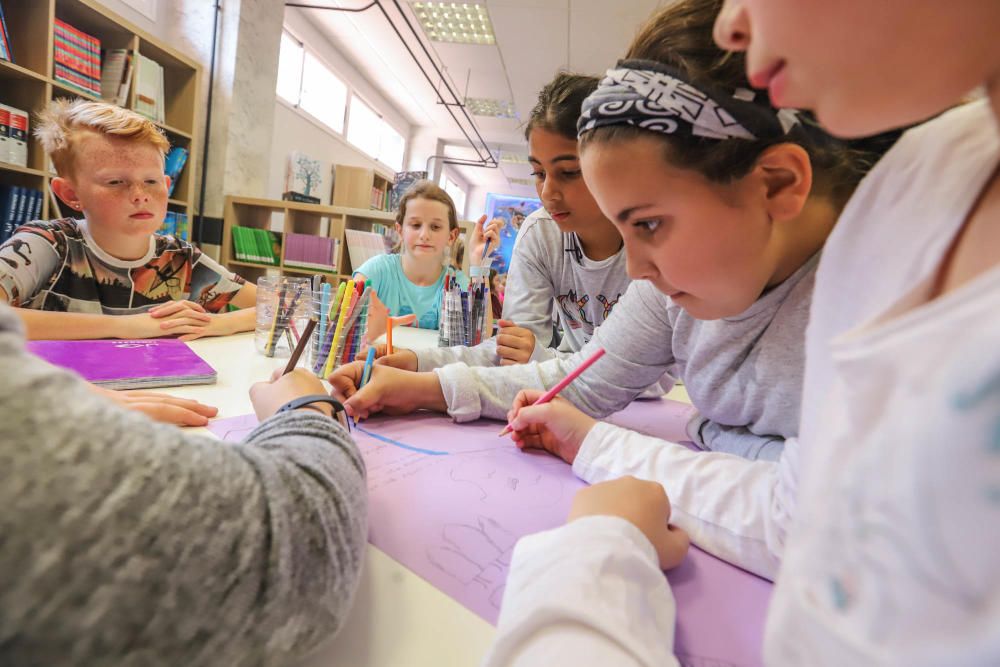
[182, 330, 497, 665]
[180, 330, 715, 666]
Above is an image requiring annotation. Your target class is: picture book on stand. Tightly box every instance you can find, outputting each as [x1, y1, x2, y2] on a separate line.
[26, 338, 217, 390]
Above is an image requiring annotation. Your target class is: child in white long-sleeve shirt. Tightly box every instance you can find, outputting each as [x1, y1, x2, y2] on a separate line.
[485, 0, 1000, 664]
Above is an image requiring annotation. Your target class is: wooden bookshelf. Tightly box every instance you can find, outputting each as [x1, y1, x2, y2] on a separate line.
[222, 195, 396, 287]
[0, 0, 201, 224]
[331, 164, 394, 212]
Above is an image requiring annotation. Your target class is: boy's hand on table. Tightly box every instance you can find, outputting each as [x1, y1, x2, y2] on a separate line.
[121, 301, 212, 340]
[506, 389, 597, 464]
[333, 366, 446, 420]
[89, 385, 219, 427]
[250, 368, 333, 420]
[569, 476, 690, 570]
[496, 319, 535, 365]
[326, 360, 367, 398]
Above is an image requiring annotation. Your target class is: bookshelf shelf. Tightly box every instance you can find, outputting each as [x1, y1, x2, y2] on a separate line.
[222, 195, 401, 290]
[0, 162, 48, 178]
[0, 0, 201, 226]
[229, 259, 279, 271]
[0, 59, 50, 84]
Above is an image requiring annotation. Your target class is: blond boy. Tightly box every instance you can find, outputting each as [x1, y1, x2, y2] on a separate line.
[0, 99, 256, 340]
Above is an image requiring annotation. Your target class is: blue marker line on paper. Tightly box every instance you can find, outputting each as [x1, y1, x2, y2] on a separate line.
[356, 426, 449, 456]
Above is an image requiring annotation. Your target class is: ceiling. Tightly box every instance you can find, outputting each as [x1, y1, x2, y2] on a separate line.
[286, 0, 665, 196]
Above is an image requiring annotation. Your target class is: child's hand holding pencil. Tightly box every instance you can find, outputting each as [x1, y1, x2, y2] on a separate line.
[504, 390, 598, 464]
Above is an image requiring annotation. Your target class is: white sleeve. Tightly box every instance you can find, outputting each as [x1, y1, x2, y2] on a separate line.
[573, 422, 802, 580]
[416, 338, 502, 371]
[482, 516, 680, 667]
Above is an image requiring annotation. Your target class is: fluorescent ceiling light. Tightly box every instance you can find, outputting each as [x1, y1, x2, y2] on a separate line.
[499, 152, 529, 164]
[411, 2, 496, 45]
[465, 97, 517, 119]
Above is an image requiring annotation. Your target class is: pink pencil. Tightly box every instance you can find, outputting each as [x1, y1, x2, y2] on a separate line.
[498, 347, 607, 437]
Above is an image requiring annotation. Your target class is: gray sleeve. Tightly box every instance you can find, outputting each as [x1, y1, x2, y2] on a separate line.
[692, 418, 785, 462]
[0, 306, 367, 667]
[435, 280, 677, 422]
[0, 230, 61, 305]
[498, 222, 557, 347]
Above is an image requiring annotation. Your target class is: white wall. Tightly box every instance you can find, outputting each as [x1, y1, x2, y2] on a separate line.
[269, 10, 415, 203]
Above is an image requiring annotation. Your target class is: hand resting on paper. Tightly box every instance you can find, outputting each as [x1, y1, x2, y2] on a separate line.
[328, 364, 447, 419]
[570, 476, 690, 570]
[88, 384, 219, 427]
[505, 389, 598, 464]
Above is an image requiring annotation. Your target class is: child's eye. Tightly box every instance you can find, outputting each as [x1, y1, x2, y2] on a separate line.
[635, 218, 660, 233]
[561, 170, 581, 179]
[107, 180, 123, 186]
[530, 171, 545, 181]
[144, 179, 159, 185]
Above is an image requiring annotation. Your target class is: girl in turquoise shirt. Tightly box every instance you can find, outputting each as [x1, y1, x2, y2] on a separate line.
[355, 181, 471, 334]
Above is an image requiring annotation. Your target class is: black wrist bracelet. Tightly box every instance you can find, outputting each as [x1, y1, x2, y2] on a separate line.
[276, 395, 347, 420]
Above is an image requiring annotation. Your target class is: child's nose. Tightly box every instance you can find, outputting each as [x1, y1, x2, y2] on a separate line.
[129, 183, 149, 201]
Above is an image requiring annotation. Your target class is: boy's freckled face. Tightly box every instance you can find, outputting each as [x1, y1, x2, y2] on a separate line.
[69, 133, 169, 238]
[581, 135, 778, 320]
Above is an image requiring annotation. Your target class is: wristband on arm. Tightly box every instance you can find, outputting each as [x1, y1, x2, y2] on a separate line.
[276, 395, 350, 430]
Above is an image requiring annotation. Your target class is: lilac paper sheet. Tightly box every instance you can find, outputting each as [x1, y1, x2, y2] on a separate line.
[209, 399, 771, 667]
[27, 339, 216, 388]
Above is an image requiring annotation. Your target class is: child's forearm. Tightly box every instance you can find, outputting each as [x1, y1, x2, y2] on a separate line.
[15, 308, 138, 340]
[212, 306, 256, 336]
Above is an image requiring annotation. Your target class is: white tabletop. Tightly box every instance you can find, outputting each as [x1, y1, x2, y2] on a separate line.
[180, 329, 496, 666]
[180, 329, 690, 665]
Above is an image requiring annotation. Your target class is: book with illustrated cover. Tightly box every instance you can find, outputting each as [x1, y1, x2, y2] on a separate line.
[283, 151, 322, 204]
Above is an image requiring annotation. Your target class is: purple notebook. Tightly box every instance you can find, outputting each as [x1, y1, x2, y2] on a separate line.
[27, 338, 217, 390]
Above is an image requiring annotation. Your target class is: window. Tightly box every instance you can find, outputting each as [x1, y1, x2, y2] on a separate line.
[301, 53, 347, 134]
[276, 30, 348, 135]
[441, 173, 467, 219]
[276, 27, 407, 171]
[347, 97, 406, 171]
[276, 31, 304, 105]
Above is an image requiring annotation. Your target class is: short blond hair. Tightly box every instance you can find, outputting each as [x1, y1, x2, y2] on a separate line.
[35, 99, 170, 177]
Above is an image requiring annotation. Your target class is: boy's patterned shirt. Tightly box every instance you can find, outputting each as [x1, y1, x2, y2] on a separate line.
[0, 218, 244, 314]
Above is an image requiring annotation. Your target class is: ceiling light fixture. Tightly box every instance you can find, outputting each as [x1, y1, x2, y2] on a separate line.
[464, 97, 517, 119]
[411, 2, 496, 45]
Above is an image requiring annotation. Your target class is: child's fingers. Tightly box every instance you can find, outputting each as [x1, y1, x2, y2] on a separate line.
[149, 301, 207, 318]
[129, 400, 212, 427]
[653, 525, 691, 571]
[160, 317, 210, 331]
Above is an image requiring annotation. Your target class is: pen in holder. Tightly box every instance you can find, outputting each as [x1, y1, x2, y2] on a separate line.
[438, 262, 491, 348]
[255, 276, 311, 357]
[308, 278, 372, 378]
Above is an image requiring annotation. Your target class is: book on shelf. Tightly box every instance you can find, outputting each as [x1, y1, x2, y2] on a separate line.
[164, 146, 188, 196]
[134, 53, 164, 123]
[344, 228, 387, 272]
[0, 0, 12, 63]
[231, 226, 281, 265]
[0, 103, 27, 167]
[158, 211, 190, 241]
[100, 48, 133, 107]
[370, 184, 391, 211]
[53, 18, 101, 97]
[0, 185, 43, 243]
[283, 232, 339, 273]
[389, 170, 428, 211]
[283, 151, 322, 204]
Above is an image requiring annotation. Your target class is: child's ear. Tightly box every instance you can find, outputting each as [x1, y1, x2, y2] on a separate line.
[753, 144, 813, 222]
[449, 227, 460, 243]
[50, 177, 82, 211]
[164, 174, 172, 192]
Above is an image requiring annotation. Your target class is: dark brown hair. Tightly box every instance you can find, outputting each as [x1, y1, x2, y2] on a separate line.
[525, 72, 600, 141]
[579, 0, 900, 209]
[394, 180, 459, 231]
